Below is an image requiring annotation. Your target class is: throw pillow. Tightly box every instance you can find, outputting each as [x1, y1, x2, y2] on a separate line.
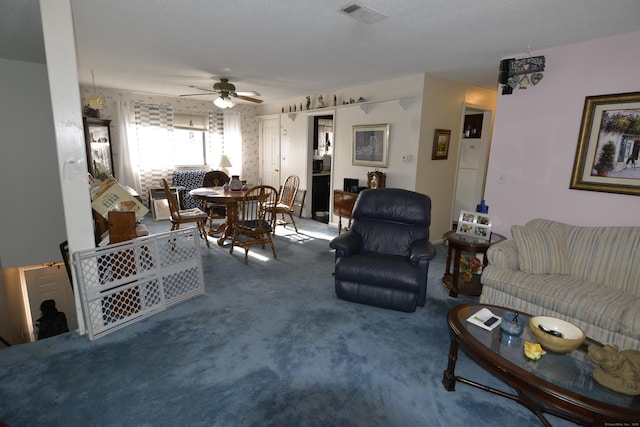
[512, 224, 570, 275]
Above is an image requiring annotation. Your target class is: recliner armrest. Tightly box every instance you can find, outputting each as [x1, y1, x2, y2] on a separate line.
[410, 239, 436, 264]
[329, 231, 362, 257]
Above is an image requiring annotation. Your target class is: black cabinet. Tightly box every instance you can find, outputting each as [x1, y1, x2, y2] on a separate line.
[312, 174, 330, 222]
[463, 114, 483, 138]
[83, 117, 114, 179]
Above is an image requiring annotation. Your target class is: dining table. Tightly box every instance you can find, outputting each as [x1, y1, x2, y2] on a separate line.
[189, 187, 250, 246]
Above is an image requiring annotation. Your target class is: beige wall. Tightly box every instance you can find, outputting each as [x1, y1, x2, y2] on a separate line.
[0, 267, 28, 346]
[416, 75, 497, 239]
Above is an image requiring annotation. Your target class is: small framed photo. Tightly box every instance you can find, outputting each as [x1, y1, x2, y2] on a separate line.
[353, 124, 389, 167]
[456, 210, 493, 241]
[432, 128, 451, 160]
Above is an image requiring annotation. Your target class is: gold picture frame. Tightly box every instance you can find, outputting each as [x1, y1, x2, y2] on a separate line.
[352, 124, 389, 167]
[570, 92, 640, 196]
[432, 128, 451, 160]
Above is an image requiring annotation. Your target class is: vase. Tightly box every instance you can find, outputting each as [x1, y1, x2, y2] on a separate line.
[229, 175, 242, 191]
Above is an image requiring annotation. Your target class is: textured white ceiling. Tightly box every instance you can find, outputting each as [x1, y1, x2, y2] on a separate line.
[3, 0, 640, 103]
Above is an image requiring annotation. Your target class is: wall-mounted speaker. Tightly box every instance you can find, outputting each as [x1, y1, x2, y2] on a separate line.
[498, 58, 515, 85]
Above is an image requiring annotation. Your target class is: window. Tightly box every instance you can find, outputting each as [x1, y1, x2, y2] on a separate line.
[173, 127, 207, 166]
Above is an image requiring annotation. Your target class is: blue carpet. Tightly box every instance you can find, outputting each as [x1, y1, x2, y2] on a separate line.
[0, 217, 576, 426]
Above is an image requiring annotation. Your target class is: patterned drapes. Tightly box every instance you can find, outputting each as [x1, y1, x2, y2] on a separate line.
[133, 102, 174, 205]
[129, 105, 229, 207]
[207, 110, 224, 168]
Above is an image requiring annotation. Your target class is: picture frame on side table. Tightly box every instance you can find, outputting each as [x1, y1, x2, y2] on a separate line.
[432, 128, 451, 160]
[570, 91, 640, 196]
[352, 124, 389, 167]
[456, 210, 493, 241]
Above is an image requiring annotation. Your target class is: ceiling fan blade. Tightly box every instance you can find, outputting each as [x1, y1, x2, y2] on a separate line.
[235, 90, 261, 97]
[190, 85, 215, 92]
[234, 95, 263, 103]
[179, 93, 214, 97]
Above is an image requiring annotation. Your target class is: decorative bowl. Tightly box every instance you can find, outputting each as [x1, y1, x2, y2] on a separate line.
[529, 316, 585, 353]
[500, 311, 524, 336]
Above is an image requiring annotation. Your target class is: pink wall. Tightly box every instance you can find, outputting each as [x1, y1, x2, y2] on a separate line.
[484, 31, 640, 237]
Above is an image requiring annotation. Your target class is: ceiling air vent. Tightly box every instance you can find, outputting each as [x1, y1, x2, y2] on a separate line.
[339, 2, 388, 24]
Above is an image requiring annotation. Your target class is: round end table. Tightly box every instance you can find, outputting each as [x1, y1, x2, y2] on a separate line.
[442, 230, 506, 298]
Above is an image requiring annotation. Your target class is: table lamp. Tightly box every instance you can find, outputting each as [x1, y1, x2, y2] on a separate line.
[218, 154, 232, 175]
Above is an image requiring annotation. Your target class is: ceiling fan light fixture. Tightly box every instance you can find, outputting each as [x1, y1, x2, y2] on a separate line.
[214, 97, 235, 109]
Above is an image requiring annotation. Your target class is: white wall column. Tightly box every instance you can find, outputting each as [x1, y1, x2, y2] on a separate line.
[40, 0, 94, 335]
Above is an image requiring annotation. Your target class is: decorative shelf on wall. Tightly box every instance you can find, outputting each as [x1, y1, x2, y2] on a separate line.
[282, 96, 413, 120]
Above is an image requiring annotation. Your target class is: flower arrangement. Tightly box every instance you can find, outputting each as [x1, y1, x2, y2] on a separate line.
[460, 254, 482, 283]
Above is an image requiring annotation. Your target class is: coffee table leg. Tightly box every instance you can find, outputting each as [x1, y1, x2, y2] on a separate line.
[442, 335, 459, 391]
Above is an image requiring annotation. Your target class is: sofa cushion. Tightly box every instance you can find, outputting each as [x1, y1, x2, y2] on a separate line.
[512, 224, 570, 275]
[481, 266, 627, 333]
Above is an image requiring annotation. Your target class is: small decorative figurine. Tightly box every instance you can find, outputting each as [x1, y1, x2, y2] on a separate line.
[588, 344, 640, 395]
[306, 96, 311, 110]
[333, 94, 337, 106]
[524, 341, 546, 360]
[318, 95, 325, 108]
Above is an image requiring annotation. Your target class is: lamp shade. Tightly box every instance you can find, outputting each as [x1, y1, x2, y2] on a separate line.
[218, 154, 232, 168]
[214, 97, 235, 109]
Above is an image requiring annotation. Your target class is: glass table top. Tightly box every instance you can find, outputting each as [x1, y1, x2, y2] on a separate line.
[452, 304, 640, 412]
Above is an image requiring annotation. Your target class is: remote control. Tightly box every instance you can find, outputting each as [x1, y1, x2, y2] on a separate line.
[484, 317, 499, 326]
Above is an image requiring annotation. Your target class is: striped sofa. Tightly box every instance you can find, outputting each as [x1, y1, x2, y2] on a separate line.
[480, 219, 640, 350]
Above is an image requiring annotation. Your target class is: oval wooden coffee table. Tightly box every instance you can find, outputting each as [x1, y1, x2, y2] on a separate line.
[442, 303, 640, 426]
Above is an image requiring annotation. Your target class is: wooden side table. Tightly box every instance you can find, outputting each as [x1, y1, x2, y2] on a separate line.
[333, 190, 358, 234]
[442, 230, 506, 298]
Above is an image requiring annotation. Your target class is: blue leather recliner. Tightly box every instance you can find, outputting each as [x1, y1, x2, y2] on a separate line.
[329, 188, 436, 313]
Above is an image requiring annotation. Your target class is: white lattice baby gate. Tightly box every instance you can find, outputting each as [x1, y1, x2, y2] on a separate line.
[73, 228, 205, 340]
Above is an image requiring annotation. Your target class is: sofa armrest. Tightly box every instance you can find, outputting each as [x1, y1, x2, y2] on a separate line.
[486, 240, 519, 271]
[410, 239, 436, 264]
[329, 231, 362, 258]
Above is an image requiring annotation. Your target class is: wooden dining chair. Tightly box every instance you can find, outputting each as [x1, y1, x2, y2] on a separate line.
[229, 185, 278, 264]
[162, 178, 210, 248]
[270, 175, 300, 233]
[202, 171, 230, 233]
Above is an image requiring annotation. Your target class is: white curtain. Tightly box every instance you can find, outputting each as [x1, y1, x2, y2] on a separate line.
[223, 110, 242, 176]
[115, 100, 139, 191]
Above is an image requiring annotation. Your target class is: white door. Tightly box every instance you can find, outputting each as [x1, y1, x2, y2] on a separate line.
[261, 117, 281, 188]
[23, 263, 78, 341]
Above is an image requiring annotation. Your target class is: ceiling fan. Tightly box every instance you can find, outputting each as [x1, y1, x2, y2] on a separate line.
[180, 78, 263, 108]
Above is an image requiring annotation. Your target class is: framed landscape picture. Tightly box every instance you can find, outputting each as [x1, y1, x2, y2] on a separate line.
[432, 128, 451, 160]
[352, 124, 389, 167]
[570, 91, 640, 196]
